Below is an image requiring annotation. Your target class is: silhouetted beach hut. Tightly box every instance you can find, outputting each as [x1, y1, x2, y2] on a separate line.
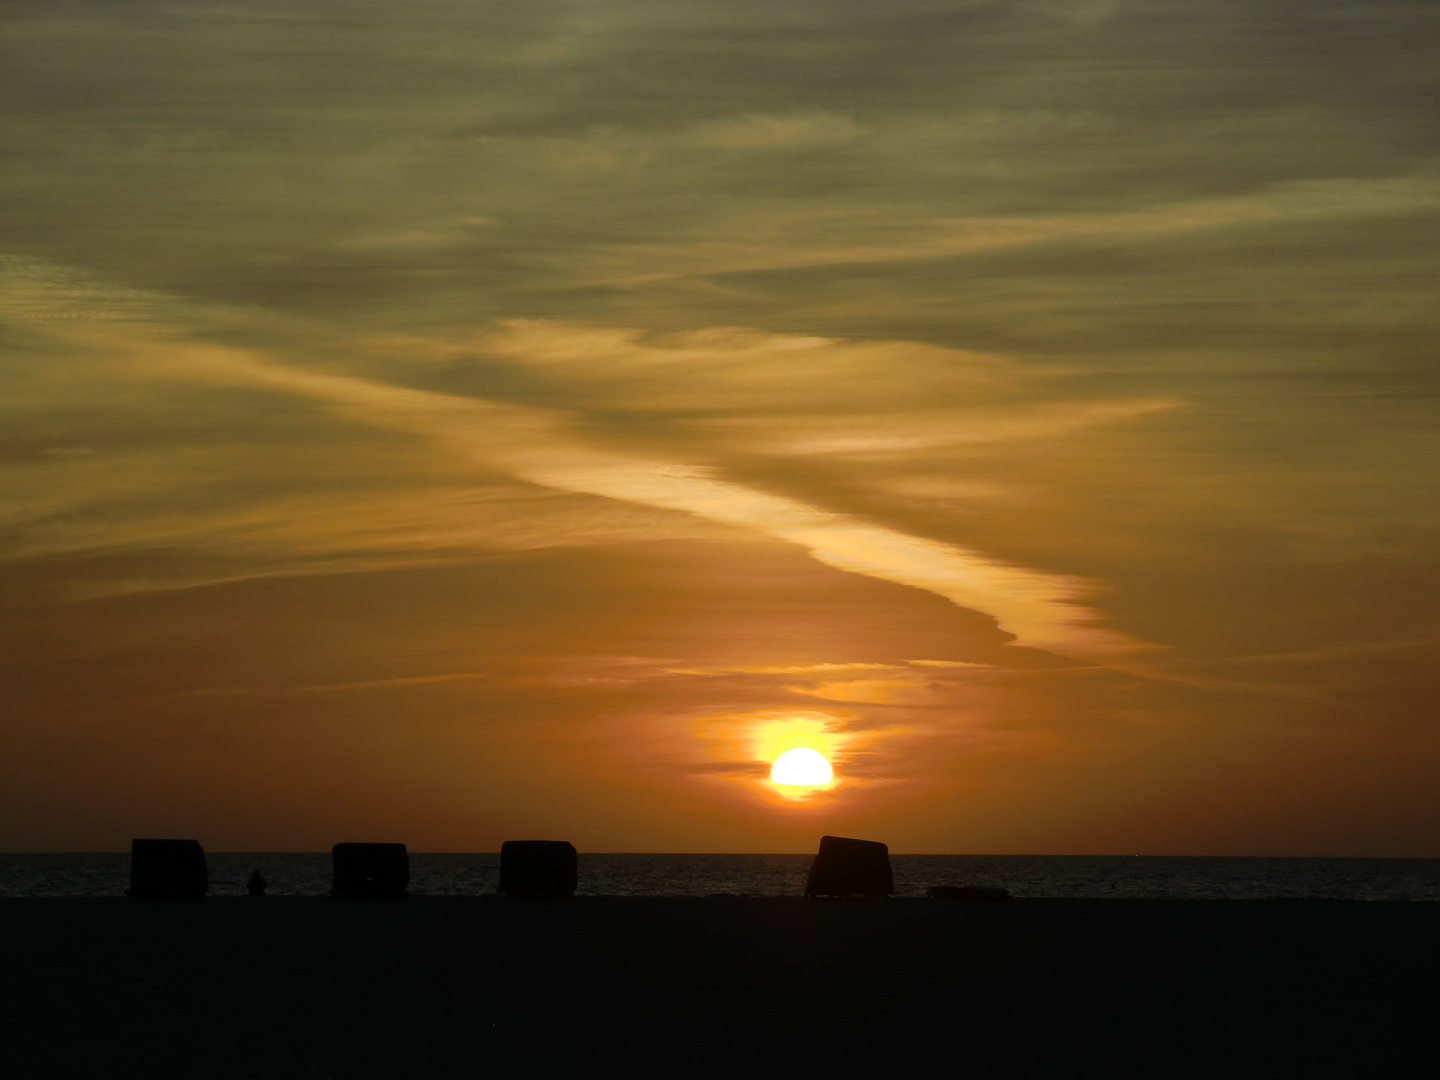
[128, 839, 208, 900]
[497, 840, 578, 898]
[804, 835, 892, 898]
[331, 843, 409, 899]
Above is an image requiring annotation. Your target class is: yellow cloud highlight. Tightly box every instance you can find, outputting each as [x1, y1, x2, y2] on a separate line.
[701, 399, 1182, 458]
[7, 258, 1153, 663]
[34, 321, 1141, 660]
[670, 662, 904, 676]
[787, 677, 939, 705]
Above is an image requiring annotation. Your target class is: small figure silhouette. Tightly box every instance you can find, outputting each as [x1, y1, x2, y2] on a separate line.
[246, 870, 267, 897]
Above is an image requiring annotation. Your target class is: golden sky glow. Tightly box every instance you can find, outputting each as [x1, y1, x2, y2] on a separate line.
[2, 1, 1438, 854]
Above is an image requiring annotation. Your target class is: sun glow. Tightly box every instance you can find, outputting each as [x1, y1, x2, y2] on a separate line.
[770, 747, 833, 787]
[692, 708, 890, 807]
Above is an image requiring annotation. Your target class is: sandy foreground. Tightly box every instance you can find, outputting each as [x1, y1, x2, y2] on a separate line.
[1, 896, 1434, 1078]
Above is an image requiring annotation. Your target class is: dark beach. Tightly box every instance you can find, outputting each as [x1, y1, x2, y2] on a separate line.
[3, 897, 1434, 1078]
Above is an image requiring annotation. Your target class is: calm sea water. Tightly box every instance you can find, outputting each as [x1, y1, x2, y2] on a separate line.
[2, 852, 1438, 900]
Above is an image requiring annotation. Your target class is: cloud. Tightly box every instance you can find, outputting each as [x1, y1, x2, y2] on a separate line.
[295, 672, 487, 693]
[787, 676, 942, 705]
[684, 112, 865, 150]
[672, 662, 904, 676]
[13, 290, 1142, 657]
[695, 400, 1181, 458]
[459, 324, 1187, 467]
[235, 348, 1140, 656]
[334, 216, 496, 252]
[908, 659, 990, 668]
[554, 175, 1440, 289]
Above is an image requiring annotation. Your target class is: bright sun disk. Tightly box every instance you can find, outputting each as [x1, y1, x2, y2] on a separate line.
[770, 747, 833, 787]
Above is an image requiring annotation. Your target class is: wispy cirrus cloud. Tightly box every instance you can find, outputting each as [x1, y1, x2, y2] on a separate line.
[8, 258, 1150, 658]
[175, 332, 1144, 657]
[558, 175, 1440, 289]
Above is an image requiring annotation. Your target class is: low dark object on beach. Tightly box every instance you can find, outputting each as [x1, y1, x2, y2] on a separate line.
[246, 871, 267, 897]
[127, 839, 207, 900]
[498, 840, 578, 898]
[804, 835, 893, 898]
[928, 885, 1012, 902]
[332, 843, 409, 899]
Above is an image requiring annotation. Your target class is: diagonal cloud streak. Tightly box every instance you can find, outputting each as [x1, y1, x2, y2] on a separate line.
[88, 330, 1143, 659]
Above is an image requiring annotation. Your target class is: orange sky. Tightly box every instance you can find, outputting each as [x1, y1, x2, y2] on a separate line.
[2, 0, 1438, 853]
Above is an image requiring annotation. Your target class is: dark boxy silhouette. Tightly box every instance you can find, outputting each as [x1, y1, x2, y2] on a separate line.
[928, 885, 1012, 902]
[331, 843, 409, 899]
[498, 840, 578, 898]
[804, 835, 893, 898]
[246, 870, 267, 897]
[127, 839, 208, 900]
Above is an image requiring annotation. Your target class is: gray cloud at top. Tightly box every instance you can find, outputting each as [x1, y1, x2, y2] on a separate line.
[3, 0, 1435, 330]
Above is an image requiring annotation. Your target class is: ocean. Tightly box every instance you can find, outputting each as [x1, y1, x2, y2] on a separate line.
[2, 852, 1438, 900]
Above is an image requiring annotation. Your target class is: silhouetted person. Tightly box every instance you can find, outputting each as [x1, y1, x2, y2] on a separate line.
[804, 835, 892, 898]
[246, 870, 267, 896]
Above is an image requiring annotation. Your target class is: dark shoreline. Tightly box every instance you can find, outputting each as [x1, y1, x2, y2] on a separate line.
[9, 850, 1439, 901]
[3, 897, 1435, 1077]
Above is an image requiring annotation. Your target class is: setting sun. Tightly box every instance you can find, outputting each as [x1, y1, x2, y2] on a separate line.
[770, 747, 833, 788]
